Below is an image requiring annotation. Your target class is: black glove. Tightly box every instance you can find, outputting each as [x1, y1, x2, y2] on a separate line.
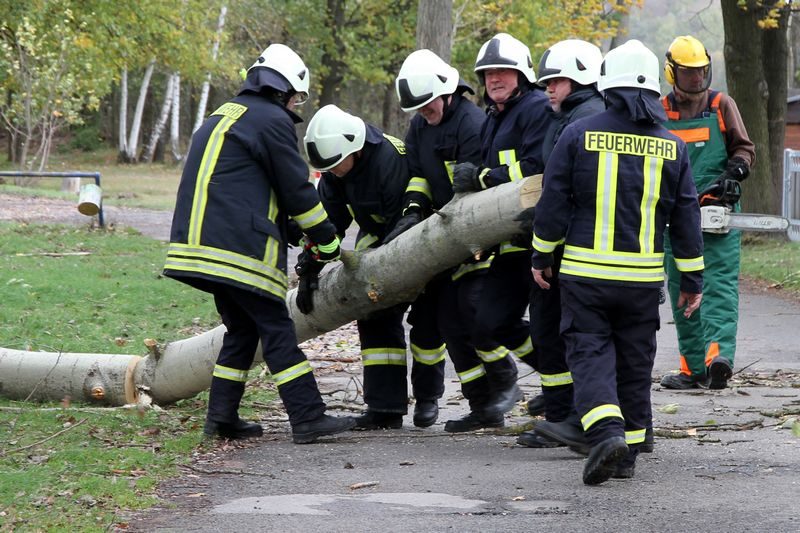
[513, 207, 536, 233]
[723, 156, 750, 182]
[452, 162, 483, 193]
[698, 178, 741, 207]
[295, 250, 324, 314]
[383, 209, 422, 243]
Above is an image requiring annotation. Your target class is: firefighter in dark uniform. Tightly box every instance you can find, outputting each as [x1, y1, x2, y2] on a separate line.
[530, 40, 704, 484]
[386, 49, 509, 432]
[515, 39, 605, 449]
[301, 104, 444, 429]
[163, 44, 356, 444]
[452, 32, 553, 426]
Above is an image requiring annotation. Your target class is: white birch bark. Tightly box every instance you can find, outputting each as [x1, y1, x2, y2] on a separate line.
[118, 68, 128, 156]
[169, 72, 182, 162]
[140, 74, 176, 163]
[124, 60, 155, 162]
[0, 176, 541, 406]
[192, 5, 227, 135]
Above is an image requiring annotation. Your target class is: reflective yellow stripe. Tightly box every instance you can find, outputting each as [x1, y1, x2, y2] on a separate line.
[581, 403, 624, 430]
[411, 343, 446, 365]
[498, 242, 526, 255]
[540, 371, 573, 387]
[165, 244, 288, 299]
[476, 345, 509, 363]
[293, 202, 329, 230]
[213, 364, 248, 382]
[675, 256, 704, 272]
[451, 257, 493, 281]
[273, 360, 313, 386]
[188, 115, 237, 245]
[316, 236, 340, 253]
[498, 149, 523, 181]
[625, 428, 646, 445]
[639, 156, 663, 254]
[264, 192, 279, 265]
[406, 177, 432, 200]
[510, 337, 533, 359]
[584, 131, 677, 160]
[563, 246, 664, 267]
[362, 348, 407, 366]
[595, 151, 619, 252]
[458, 364, 486, 384]
[560, 261, 665, 283]
[211, 102, 247, 120]
[532, 233, 562, 254]
[383, 133, 406, 154]
[477, 167, 491, 189]
[444, 160, 455, 183]
[370, 213, 386, 223]
[355, 233, 379, 251]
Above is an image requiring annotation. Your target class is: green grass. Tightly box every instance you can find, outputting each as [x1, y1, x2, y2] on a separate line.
[0, 148, 182, 211]
[0, 223, 279, 531]
[740, 235, 800, 294]
[0, 223, 219, 353]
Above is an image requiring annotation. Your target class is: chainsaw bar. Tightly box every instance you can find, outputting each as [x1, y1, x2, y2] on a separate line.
[700, 205, 790, 234]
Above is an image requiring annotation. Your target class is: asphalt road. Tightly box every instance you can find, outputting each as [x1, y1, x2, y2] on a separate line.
[124, 286, 800, 533]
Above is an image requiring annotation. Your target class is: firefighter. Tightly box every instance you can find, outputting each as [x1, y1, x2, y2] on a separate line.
[659, 35, 756, 390]
[387, 49, 512, 432]
[301, 104, 445, 429]
[451, 32, 553, 424]
[529, 40, 704, 484]
[163, 44, 356, 444]
[515, 39, 605, 449]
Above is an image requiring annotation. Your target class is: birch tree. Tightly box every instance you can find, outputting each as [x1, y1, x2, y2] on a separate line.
[192, 5, 228, 134]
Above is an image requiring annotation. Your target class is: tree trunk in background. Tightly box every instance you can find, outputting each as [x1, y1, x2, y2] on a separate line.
[169, 73, 182, 163]
[318, 0, 347, 107]
[140, 74, 176, 163]
[121, 60, 155, 163]
[382, 81, 408, 137]
[0, 176, 542, 406]
[193, 5, 227, 134]
[416, 0, 453, 61]
[118, 69, 128, 158]
[722, 1, 785, 215]
[762, 9, 790, 213]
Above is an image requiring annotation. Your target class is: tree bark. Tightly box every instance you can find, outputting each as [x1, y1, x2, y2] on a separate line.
[118, 69, 128, 157]
[318, 0, 347, 107]
[0, 176, 542, 406]
[192, 5, 227, 135]
[722, 1, 789, 215]
[416, 0, 453, 61]
[121, 60, 155, 163]
[169, 73, 182, 163]
[140, 74, 176, 163]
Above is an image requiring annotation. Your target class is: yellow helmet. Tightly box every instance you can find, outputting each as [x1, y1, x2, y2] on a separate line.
[664, 36, 711, 92]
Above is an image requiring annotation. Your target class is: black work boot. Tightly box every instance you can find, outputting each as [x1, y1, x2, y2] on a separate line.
[640, 427, 655, 453]
[413, 400, 439, 428]
[526, 393, 546, 417]
[291, 414, 356, 444]
[486, 383, 524, 416]
[203, 418, 264, 440]
[532, 417, 590, 455]
[583, 436, 629, 486]
[660, 372, 707, 390]
[444, 411, 504, 433]
[517, 429, 564, 448]
[708, 358, 733, 390]
[353, 411, 404, 430]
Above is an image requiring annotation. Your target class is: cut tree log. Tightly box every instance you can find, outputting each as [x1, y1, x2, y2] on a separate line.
[0, 176, 542, 406]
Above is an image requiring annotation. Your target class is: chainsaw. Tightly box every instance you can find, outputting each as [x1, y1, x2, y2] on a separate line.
[697, 179, 789, 234]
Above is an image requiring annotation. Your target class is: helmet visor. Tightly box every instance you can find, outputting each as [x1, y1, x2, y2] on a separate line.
[674, 64, 711, 94]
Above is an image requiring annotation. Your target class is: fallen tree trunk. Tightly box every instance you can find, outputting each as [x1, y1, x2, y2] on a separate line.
[0, 176, 542, 406]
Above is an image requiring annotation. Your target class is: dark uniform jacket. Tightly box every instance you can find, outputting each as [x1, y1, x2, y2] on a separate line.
[542, 86, 605, 164]
[164, 94, 338, 302]
[532, 107, 704, 293]
[318, 124, 409, 250]
[480, 87, 551, 188]
[403, 89, 485, 212]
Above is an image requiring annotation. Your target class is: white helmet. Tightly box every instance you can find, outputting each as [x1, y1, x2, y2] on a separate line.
[396, 49, 460, 112]
[597, 39, 660, 94]
[474, 33, 536, 84]
[537, 39, 603, 87]
[249, 43, 310, 103]
[304, 104, 366, 170]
